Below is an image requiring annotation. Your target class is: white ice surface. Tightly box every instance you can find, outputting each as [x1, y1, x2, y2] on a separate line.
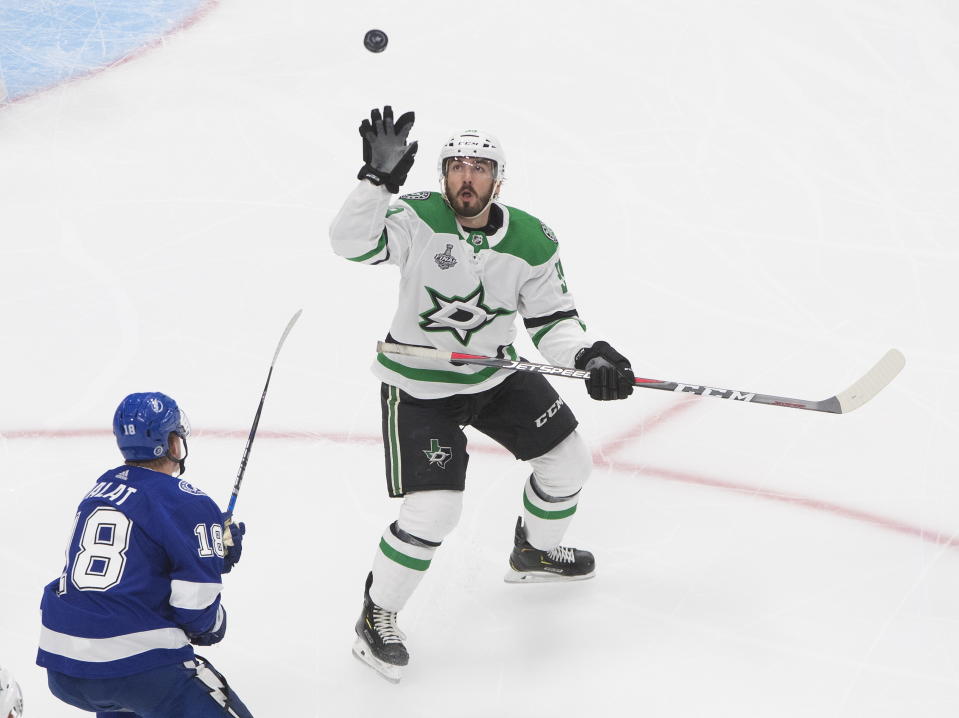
[1, 1, 958, 716]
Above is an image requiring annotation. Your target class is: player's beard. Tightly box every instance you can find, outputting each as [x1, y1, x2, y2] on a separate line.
[445, 183, 495, 218]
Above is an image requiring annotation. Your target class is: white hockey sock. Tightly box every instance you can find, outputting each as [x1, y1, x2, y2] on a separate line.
[369, 522, 439, 612]
[522, 475, 579, 551]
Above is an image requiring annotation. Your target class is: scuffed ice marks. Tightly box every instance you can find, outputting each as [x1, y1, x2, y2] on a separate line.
[0, 0, 210, 103]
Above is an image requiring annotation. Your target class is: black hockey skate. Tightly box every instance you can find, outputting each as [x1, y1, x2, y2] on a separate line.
[352, 572, 409, 683]
[505, 517, 595, 583]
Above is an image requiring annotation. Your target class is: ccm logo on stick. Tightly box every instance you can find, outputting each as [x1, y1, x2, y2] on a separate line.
[675, 384, 755, 402]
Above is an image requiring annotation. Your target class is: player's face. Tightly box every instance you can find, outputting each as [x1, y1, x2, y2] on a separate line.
[444, 157, 497, 218]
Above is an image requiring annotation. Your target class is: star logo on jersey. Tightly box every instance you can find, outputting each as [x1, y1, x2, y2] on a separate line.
[423, 439, 452, 469]
[419, 283, 514, 345]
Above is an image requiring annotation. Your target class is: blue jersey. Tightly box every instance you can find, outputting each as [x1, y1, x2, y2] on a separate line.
[37, 466, 227, 678]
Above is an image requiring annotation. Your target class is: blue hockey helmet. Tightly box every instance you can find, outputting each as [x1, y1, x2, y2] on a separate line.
[113, 392, 191, 462]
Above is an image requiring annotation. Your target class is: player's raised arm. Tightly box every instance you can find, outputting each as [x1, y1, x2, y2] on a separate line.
[330, 105, 418, 265]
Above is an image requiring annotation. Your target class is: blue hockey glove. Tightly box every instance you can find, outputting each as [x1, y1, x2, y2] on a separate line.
[574, 341, 635, 401]
[357, 106, 418, 193]
[222, 514, 245, 574]
[187, 605, 227, 646]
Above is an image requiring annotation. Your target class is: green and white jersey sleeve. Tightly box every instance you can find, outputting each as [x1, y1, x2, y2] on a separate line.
[329, 180, 595, 399]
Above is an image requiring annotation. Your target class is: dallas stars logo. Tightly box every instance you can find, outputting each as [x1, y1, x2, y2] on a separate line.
[419, 283, 514, 345]
[423, 439, 452, 469]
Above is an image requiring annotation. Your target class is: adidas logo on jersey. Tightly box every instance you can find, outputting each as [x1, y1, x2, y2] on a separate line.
[115, 469, 130, 481]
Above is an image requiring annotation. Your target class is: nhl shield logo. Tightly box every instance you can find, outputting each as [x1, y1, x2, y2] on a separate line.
[434, 244, 457, 270]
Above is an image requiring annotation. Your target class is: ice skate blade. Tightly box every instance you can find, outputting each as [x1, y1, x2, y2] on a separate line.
[352, 637, 404, 683]
[504, 568, 596, 584]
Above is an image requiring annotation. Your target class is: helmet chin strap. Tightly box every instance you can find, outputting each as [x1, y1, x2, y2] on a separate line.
[171, 435, 189, 477]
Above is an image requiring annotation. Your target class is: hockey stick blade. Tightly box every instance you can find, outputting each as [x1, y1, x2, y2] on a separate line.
[832, 348, 905, 413]
[375, 342, 905, 415]
[227, 309, 303, 517]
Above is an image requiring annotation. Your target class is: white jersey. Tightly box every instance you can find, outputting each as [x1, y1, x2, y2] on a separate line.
[330, 181, 595, 399]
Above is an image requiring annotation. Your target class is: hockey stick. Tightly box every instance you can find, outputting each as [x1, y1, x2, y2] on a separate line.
[376, 341, 905, 414]
[225, 309, 302, 526]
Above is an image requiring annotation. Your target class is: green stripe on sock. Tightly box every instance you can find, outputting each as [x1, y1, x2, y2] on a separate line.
[523, 491, 578, 520]
[379, 538, 432, 571]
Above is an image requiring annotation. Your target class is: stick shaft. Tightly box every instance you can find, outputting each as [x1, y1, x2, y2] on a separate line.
[227, 310, 302, 515]
[376, 342, 904, 415]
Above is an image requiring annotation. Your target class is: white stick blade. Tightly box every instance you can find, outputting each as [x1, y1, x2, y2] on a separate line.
[376, 341, 446, 360]
[271, 309, 302, 363]
[835, 348, 905, 413]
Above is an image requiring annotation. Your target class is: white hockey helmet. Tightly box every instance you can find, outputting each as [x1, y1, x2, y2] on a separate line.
[437, 130, 506, 182]
[0, 666, 23, 718]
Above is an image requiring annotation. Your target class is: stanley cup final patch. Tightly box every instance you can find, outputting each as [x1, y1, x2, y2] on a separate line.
[434, 244, 457, 270]
[423, 439, 453, 469]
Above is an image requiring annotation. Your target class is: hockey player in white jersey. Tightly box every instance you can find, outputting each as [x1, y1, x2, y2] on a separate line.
[330, 106, 636, 682]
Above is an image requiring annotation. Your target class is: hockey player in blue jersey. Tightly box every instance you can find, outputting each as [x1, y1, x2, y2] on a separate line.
[37, 392, 254, 718]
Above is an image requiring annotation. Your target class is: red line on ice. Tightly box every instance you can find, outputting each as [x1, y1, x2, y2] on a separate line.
[5, 413, 954, 550]
[592, 397, 699, 462]
[597, 459, 959, 549]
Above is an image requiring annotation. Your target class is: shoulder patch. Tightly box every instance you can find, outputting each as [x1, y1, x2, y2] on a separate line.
[178, 479, 207, 497]
[540, 222, 558, 243]
[400, 191, 459, 234]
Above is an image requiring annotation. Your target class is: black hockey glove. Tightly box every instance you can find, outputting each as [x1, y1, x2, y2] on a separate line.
[222, 514, 245, 574]
[574, 341, 635, 401]
[357, 106, 418, 194]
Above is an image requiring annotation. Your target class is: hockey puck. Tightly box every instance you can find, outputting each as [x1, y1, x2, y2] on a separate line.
[363, 29, 388, 53]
